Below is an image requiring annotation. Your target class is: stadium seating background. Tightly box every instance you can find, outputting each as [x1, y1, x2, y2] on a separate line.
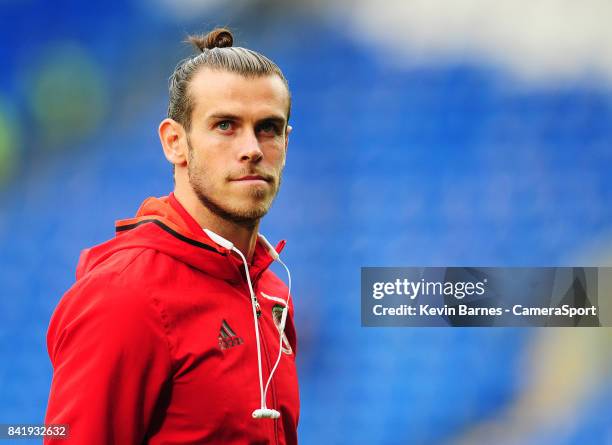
[1, 2, 611, 444]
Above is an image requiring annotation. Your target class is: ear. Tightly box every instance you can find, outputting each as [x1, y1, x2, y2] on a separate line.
[284, 125, 292, 152]
[159, 118, 189, 166]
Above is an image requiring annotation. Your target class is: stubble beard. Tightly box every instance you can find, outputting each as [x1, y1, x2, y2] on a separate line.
[187, 143, 282, 229]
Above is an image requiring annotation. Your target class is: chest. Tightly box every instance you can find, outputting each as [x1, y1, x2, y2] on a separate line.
[148, 272, 299, 444]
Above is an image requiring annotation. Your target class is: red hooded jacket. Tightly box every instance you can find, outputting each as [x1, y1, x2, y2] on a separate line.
[45, 194, 299, 444]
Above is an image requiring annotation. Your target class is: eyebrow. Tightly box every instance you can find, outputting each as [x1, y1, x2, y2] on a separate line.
[207, 113, 287, 126]
[208, 113, 241, 121]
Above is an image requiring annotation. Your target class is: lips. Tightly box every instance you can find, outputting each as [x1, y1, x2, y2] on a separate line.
[235, 175, 267, 181]
[231, 174, 271, 182]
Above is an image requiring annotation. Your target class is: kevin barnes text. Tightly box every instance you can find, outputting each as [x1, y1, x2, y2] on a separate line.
[372, 304, 598, 318]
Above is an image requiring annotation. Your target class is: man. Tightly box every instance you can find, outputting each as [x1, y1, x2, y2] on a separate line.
[45, 28, 299, 444]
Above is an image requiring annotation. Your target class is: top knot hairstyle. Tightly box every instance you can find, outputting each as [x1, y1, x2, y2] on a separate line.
[168, 27, 290, 131]
[187, 28, 234, 51]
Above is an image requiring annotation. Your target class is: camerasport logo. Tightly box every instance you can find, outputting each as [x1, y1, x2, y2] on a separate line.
[218, 320, 244, 350]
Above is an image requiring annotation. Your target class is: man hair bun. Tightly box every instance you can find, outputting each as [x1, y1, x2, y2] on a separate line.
[187, 28, 234, 52]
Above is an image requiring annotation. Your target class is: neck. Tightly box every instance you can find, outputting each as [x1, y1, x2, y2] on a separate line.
[174, 186, 260, 262]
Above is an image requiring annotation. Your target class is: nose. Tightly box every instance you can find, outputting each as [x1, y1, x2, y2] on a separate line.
[237, 131, 263, 163]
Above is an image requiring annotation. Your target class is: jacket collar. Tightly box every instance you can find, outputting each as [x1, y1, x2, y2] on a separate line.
[97, 193, 286, 284]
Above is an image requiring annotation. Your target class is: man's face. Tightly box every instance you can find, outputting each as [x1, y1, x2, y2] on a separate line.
[184, 69, 290, 227]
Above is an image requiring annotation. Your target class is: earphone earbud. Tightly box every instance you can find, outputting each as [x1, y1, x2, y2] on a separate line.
[252, 408, 281, 419]
[258, 234, 279, 260]
[203, 229, 234, 250]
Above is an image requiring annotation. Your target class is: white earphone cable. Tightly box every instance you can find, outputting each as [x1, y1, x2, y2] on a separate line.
[232, 247, 266, 413]
[263, 258, 291, 401]
[203, 229, 287, 420]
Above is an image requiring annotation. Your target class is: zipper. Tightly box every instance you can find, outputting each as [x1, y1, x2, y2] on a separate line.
[255, 299, 262, 318]
[236, 261, 262, 317]
[259, 315, 280, 445]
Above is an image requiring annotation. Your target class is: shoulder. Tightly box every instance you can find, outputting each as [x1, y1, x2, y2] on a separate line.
[260, 268, 289, 291]
[77, 245, 189, 295]
[48, 247, 174, 362]
[68, 247, 152, 309]
[65, 245, 193, 315]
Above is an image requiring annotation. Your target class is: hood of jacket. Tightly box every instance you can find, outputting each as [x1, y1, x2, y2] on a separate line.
[75, 193, 286, 285]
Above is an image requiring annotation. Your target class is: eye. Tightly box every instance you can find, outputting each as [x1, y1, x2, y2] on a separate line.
[258, 121, 281, 136]
[216, 120, 233, 131]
